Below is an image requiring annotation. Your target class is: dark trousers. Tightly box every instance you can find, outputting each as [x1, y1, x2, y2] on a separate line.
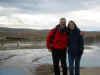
[68, 54, 81, 75]
[52, 48, 67, 75]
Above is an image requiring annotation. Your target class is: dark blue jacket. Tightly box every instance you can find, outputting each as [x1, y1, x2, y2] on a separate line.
[68, 28, 84, 56]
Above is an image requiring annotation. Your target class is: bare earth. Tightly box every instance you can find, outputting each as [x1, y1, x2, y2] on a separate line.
[80, 68, 100, 75]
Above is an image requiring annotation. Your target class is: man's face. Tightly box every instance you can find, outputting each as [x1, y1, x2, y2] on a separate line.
[60, 19, 66, 28]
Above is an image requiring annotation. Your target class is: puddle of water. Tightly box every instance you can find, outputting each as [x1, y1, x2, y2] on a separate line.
[37, 45, 100, 68]
[0, 44, 100, 70]
[0, 67, 28, 75]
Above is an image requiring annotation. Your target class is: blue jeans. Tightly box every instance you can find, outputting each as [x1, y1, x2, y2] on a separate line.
[68, 54, 81, 75]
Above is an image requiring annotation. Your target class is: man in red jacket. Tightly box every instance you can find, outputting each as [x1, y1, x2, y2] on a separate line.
[46, 18, 68, 75]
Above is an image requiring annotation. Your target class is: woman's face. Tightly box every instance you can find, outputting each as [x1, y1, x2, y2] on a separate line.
[69, 22, 75, 30]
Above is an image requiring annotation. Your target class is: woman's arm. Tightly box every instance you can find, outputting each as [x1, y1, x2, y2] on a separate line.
[79, 34, 84, 55]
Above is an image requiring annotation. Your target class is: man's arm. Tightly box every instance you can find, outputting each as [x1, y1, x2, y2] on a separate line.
[46, 29, 55, 51]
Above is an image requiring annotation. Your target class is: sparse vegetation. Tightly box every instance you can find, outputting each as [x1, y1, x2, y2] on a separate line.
[0, 27, 100, 50]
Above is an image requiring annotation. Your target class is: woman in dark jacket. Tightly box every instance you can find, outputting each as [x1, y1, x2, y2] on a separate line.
[67, 20, 84, 75]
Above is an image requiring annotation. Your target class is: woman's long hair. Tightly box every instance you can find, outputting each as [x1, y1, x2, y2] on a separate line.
[67, 20, 79, 32]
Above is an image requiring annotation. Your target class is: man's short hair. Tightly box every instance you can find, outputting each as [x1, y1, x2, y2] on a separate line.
[60, 17, 66, 21]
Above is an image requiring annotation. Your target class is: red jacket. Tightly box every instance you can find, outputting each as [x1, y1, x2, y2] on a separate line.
[46, 25, 68, 50]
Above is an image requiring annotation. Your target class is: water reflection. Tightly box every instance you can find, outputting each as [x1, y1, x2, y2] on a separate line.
[38, 43, 100, 67]
[0, 42, 100, 68]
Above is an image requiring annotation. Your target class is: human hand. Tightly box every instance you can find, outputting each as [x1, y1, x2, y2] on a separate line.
[48, 49, 51, 52]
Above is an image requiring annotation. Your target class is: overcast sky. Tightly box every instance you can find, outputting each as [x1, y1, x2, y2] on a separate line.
[0, 0, 100, 31]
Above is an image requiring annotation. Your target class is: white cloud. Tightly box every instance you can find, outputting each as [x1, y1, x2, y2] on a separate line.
[0, 1, 100, 31]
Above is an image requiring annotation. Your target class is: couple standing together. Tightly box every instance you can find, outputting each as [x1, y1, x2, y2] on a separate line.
[46, 18, 84, 75]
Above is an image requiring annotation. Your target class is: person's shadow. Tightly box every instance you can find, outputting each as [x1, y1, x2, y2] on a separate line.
[35, 64, 53, 75]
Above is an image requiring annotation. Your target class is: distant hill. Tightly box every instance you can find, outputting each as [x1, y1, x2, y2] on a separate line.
[0, 27, 49, 34]
[0, 27, 49, 40]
